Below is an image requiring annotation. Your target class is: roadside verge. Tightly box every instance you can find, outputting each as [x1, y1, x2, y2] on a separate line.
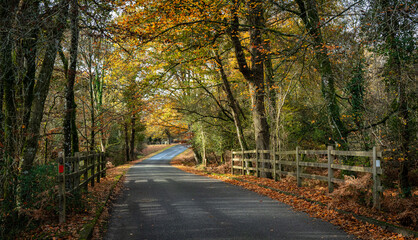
[171, 148, 417, 240]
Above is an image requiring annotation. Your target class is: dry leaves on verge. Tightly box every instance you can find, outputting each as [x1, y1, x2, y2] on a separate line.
[19, 144, 173, 239]
[171, 151, 417, 240]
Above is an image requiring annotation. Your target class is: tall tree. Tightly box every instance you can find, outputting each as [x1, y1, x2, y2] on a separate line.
[130, 113, 136, 160]
[0, 74, 3, 160]
[295, 0, 348, 147]
[214, 52, 248, 152]
[0, 0, 20, 227]
[124, 120, 130, 161]
[229, 0, 271, 177]
[19, 0, 40, 133]
[363, 0, 416, 197]
[22, 0, 70, 171]
[0, 0, 19, 159]
[64, 0, 80, 156]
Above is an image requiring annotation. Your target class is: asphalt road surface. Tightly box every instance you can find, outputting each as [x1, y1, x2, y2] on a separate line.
[105, 145, 353, 240]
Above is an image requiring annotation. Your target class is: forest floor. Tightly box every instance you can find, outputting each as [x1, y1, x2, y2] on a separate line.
[171, 148, 418, 240]
[18, 144, 175, 239]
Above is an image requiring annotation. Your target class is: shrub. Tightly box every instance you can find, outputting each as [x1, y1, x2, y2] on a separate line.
[18, 163, 58, 221]
[330, 174, 373, 207]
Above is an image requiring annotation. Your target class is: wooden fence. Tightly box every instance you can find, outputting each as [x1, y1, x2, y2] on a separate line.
[231, 146, 383, 209]
[57, 152, 107, 223]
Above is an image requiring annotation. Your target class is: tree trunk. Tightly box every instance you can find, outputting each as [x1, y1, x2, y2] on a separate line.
[0, 75, 4, 160]
[100, 129, 106, 152]
[90, 79, 95, 152]
[1, 0, 18, 158]
[193, 148, 202, 165]
[201, 126, 207, 167]
[22, 0, 69, 171]
[229, 0, 271, 178]
[248, 0, 271, 177]
[20, 0, 39, 132]
[71, 108, 79, 153]
[295, 0, 348, 147]
[264, 41, 277, 123]
[96, 71, 104, 152]
[130, 114, 136, 160]
[387, 21, 411, 198]
[164, 128, 172, 144]
[398, 69, 410, 197]
[367, 0, 412, 197]
[64, 0, 80, 156]
[214, 53, 248, 152]
[264, 43, 279, 149]
[2, 33, 17, 158]
[90, 109, 95, 151]
[124, 122, 130, 161]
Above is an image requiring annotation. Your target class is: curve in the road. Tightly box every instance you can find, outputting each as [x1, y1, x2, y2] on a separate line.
[105, 145, 353, 240]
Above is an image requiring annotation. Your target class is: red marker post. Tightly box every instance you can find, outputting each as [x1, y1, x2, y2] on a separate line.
[59, 164, 64, 173]
[58, 153, 66, 223]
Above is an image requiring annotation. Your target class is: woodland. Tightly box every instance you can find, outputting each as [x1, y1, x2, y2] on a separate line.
[0, 0, 416, 238]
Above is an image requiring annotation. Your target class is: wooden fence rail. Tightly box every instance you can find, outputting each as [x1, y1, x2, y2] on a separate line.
[57, 152, 107, 223]
[231, 146, 382, 209]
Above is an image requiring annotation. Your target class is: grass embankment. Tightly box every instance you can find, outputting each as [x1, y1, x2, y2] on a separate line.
[171, 148, 418, 240]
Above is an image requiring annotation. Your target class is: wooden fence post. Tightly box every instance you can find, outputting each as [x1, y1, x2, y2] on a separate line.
[255, 147, 259, 177]
[58, 152, 66, 224]
[278, 149, 282, 180]
[372, 146, 381, 210]
[272, 146, 277, 181]
[83, 153, 88, 191]
[296, 146, 301, 187]
[327, 146, 334, 193]
[241, 150, 244, 175]
[101, 152, 106, 178]
[231, 151, 234, 175]
[74, 153, 80, 193]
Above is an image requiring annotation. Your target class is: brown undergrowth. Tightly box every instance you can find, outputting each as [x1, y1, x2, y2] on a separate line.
[171, 148, 417, 240]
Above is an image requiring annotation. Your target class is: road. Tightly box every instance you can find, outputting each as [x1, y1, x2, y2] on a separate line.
[105, 145, 353, 240]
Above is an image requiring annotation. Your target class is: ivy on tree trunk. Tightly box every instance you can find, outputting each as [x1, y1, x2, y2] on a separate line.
[22, 0, 69, 172]
[64, 0, 80, 157]
[295, 0, 348, 147]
